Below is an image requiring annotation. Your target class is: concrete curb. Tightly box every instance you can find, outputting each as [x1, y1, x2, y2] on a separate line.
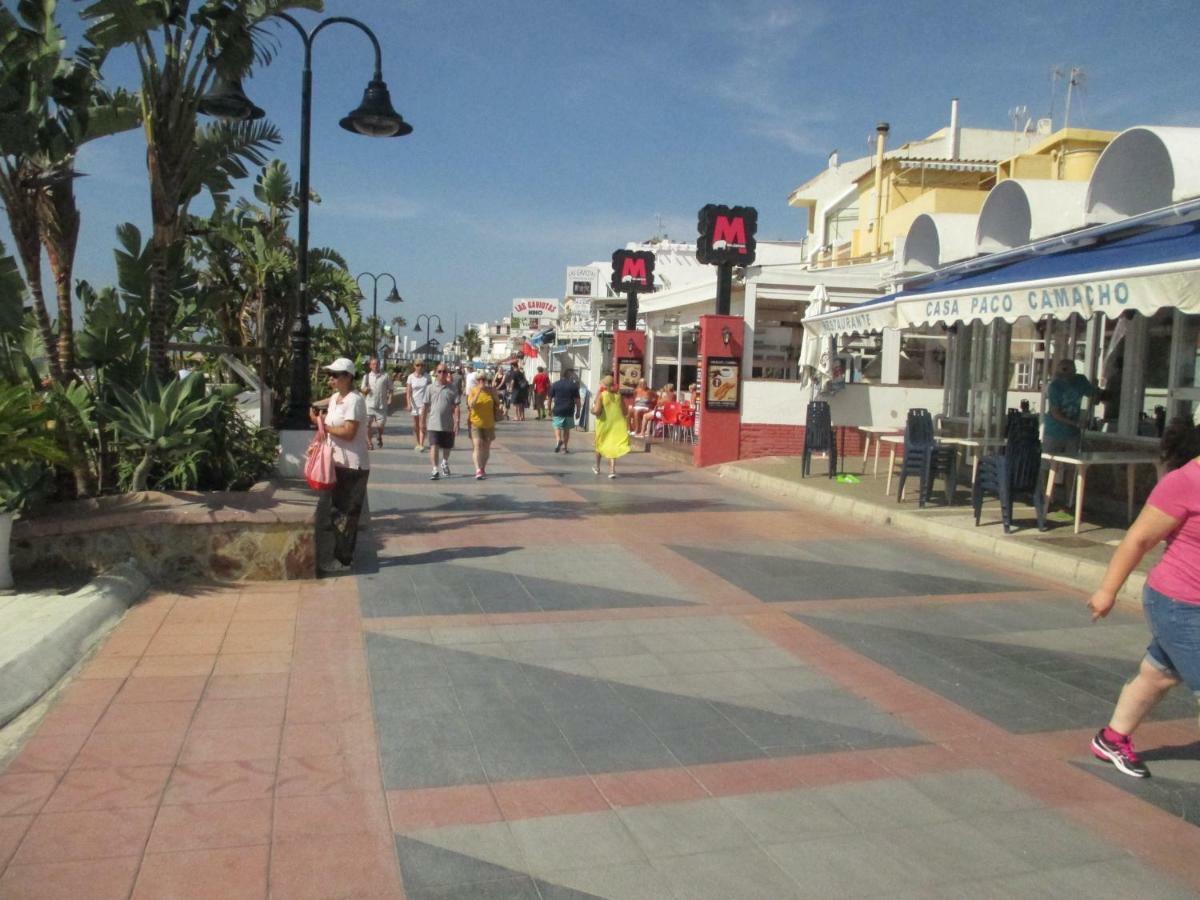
[0, 560, 149, 727]
[716, 462, 1143, 608]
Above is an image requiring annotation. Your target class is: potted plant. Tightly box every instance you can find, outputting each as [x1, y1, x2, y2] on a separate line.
[0, 383, 65, 590]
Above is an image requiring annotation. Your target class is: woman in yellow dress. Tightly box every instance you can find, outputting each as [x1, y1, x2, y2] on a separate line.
[467, 379, 498, 480]
[591, 374, 631, 478]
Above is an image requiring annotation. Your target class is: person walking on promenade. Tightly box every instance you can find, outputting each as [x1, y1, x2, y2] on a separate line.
[532, 366, 550, 420]
[510, 363, 529, 421]
[492, 368, 508, 420]
[391, 365, 407, 411]
[310, 357, 371, 569]
[451, 364, 466, 434]
[1087, 420, 1200, 778]
[425, 363, 458, 480]
[592, 374, 631, 479]
[361, 357, 392, 449]
[406, 361, 431, 451]
[467, 374, 498, 479]
[549, 368, 581, 453]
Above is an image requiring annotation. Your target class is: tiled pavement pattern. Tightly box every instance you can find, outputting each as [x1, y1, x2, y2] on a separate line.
[0, 419, 1198, 898]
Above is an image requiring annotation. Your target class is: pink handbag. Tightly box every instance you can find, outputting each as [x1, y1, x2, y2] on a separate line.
[304, 419, 336, 491]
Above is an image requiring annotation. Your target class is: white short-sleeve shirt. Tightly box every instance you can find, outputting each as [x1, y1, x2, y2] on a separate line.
[407, 372, 431, 410]
[324, 390, 370, 470]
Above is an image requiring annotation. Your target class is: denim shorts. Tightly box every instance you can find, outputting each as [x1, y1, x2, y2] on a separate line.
[1142, 583, 1200, 695]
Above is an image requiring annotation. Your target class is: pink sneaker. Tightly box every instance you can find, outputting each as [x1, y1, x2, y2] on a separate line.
[1091, 729, 1150, 778]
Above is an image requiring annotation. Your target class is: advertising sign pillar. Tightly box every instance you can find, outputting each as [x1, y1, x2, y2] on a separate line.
[694, 315, 744, 467]
[610, 249, 656, 401]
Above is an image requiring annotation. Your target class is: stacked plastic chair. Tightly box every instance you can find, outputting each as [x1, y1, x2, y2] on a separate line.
[971, 410, 1045, 532]
[801, 400, 838, 478]
[661, 402, 681, 441]
[677, 405, 696, 443]
[895, 408, 958, 507]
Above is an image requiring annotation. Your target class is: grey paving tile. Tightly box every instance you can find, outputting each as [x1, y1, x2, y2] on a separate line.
[616, 798, 754, 857]
[476, 737, 585, 783]
[883, 820, 1034, 882]
[653, 847, 804, 900]
[538, 862, 674, 900]
[907, 770, 1044, 817]
[657, 650, 742, 674]
[813, 778, 958, 830]
[453, 679, 548, 714]
[404, 877, 542, 900]
[589, 654, 673, 679]
[509, 811, 646, 874]
[381, 744, 487, 790]
[553, 704, 648, 744]
[950, 858, 1200, 900]
[464, 705, 565, 744]
[373, 684, 462, 720]
[965, 808, 1118, 868]
[716, 788, 859, 842]
[569, 636, 650, 658]
[614, 687, 729, 733]
[395, 835, 529, 892]
[634, 632, 712, 654]
[570, 729, 680, 775]
[654, 722, 767, 766]
[765, 831, 935, 897]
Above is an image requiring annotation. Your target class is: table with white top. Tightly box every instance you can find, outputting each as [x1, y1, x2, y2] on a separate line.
[881, 435, 906, 496]
[939, 436, 1008, 485]
[858, 425, 903, 477]
[1041, 451, 1159, 534]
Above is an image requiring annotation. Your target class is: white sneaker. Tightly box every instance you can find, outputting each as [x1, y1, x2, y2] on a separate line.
[430, 470, 440, 480]
[440, 460, 451, 476]
[592, 466, 599, 475]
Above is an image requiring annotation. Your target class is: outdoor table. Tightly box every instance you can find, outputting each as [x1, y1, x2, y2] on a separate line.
[859, 425, 903, 477]
[940, 436, 1008, 485]
[1040, 451, 1159, 535]
[881, 435, 905, 496]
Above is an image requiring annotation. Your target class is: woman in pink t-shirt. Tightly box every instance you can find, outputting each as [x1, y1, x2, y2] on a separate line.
[1087, 421, 1200, 778]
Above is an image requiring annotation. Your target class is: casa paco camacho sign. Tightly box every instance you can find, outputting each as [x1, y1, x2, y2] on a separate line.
[913, 278, 1132, 322]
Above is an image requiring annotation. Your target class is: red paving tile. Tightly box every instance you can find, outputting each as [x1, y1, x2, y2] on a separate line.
[92, 629, 154, 658]
[204, 672, 290, 700]
[162, 758, 277, 806]
[34, 702, 107, 736]
[220, 631, 294, 655]
[5, 733, 88, 775]
[687, 758, 803, 797]
[130, 654, 217, 678]
[274, 791, 390, 838]
[115, 674, 209, 704]
[179, 726, 282, 764]
[143, 629, 226, 657]
[280, 722, 378, 760]
[275, 753, 380, 798]
[386, 784, 503, 830]
[0, 773, 60, 817]
[211, 652, 292, 676]
[0, 855, 141, 899]
[132, 845, 270, 900]
[192, 696, 286, 730]
[0, 815, 33, 869]
[54, 677, 125, 707]
[11, 806, 156, 865]
[492, 775, 609, 821]
[43, 765, 172, 813]
[269, 832, 402, 900]
[72, 730, 186, 770]
[592, 768, 709, 808]
[93, 699, 197, 736]
[146, 799, 273, 854]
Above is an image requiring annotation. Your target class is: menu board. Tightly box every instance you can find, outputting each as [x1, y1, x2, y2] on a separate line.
[705, 356, 741, 410]
[617, 358, 642, 395]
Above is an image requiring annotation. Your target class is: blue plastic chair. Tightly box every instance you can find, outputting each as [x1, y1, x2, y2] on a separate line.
[802, 401, 838, 478]
[895, 408, 958, 507]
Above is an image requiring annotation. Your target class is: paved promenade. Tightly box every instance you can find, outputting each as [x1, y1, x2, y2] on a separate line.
[2, 418, 1199, 898]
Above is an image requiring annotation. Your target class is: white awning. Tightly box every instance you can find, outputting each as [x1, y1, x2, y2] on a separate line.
[802, 296, 897, 337]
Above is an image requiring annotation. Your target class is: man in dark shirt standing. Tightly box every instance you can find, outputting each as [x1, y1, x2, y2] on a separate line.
[548, 368, 582, 453]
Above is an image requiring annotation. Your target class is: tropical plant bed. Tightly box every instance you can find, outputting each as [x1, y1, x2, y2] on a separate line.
[10, 480, 317, 583]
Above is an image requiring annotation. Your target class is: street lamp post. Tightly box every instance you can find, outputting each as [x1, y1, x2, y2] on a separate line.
[356, 271, 402, 361]
[199, 13, 412, 429]
[413, 314, 444, 363]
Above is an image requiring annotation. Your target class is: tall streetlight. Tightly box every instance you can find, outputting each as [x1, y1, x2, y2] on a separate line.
[413, 314, 444, 362]
[199, 13, 412, 429]
[356, 271, 402, 360]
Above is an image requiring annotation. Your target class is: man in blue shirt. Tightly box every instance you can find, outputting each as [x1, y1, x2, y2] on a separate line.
[549, 369, 581, 453]
[1044, 359, 1095, 454]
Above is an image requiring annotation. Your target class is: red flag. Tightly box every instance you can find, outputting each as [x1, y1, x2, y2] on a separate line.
[522, 341, 538, 358]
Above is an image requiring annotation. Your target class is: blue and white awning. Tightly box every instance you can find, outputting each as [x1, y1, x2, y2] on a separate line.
[803, 219, 1200, 338]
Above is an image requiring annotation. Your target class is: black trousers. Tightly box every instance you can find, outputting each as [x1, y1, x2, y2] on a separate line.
[331, 465, 369, 565]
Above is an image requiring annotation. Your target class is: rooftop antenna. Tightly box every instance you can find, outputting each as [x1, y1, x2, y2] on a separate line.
[1008, 104, 1030, 155]
[1063, 66, 1086, 130]
[654, 212, 666, 242]
[1048, 65, 1065, 131]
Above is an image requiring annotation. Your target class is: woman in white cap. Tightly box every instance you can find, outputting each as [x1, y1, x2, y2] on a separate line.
[309, 357, 371, 569]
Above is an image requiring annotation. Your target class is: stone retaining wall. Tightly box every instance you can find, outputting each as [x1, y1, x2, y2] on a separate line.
[11, 481, 317, 583]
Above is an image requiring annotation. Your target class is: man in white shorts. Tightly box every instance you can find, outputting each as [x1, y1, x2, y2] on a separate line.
[406, 360, 431, 451]
[360, 358, 392, 449]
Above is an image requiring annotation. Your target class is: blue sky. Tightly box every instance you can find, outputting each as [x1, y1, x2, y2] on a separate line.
[21, 0, 1200, 331]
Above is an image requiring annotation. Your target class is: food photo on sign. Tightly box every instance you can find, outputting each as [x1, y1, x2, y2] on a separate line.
[705, 356, 741, 409]
[617, 359, 642, 394]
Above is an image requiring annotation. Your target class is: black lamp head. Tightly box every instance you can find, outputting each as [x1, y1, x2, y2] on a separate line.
[413, 322, 422, 333]
[435, 323, 444, 334]
[198, 76, 265, 121]
[385, 287, 403, 304]
[340, 78, 413, 138]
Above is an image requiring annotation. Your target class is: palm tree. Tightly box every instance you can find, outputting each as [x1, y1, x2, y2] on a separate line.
[79, 0, 321, 378]
[0, 2, 137, 382]
[458, 326, 483, 361]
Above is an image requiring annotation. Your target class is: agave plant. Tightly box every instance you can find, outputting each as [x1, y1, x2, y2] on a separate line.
[100, 374, 220, 492]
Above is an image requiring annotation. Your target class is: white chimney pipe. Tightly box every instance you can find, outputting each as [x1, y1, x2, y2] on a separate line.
[949, 97, 960, 160]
